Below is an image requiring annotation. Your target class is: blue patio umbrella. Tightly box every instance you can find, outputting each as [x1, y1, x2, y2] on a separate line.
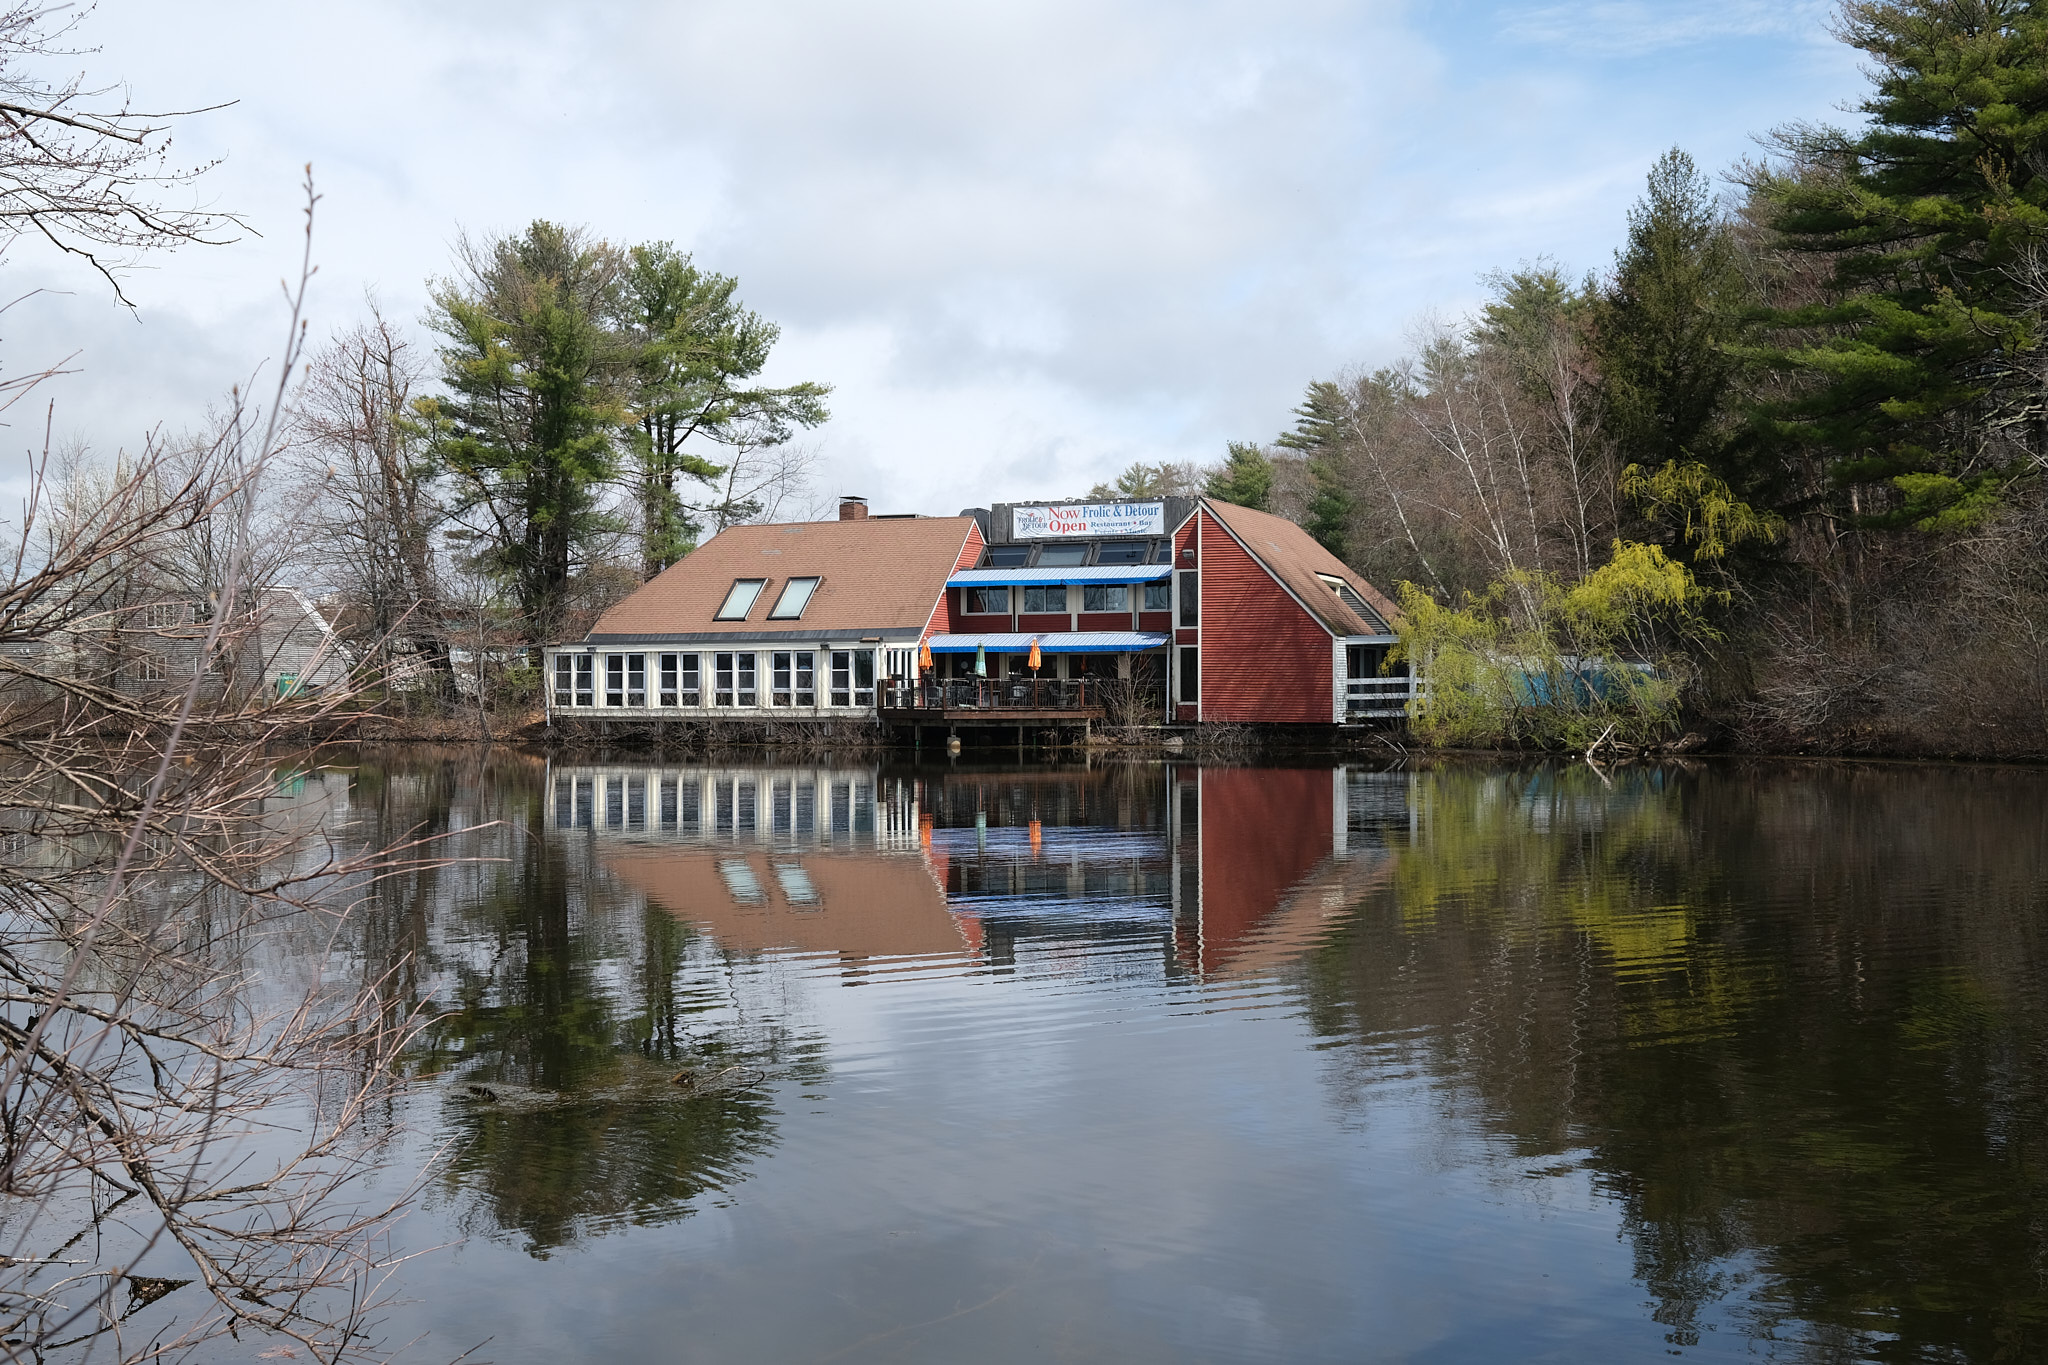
[974, 643, 987, 677]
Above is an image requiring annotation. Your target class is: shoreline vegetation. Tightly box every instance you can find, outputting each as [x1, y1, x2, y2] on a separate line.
[334, 703, 2044, 769]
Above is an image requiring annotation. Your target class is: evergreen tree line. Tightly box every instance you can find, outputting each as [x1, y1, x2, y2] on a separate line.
[1171, 0, 2048, 756]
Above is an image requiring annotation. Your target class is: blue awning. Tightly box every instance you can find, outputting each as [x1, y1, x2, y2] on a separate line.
[925, 632, 1168, 654]
[948, 566, 1170, 587]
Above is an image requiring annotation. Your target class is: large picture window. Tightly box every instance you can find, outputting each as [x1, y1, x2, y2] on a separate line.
[1021, 585, 1067, 613]
[768, 577, 820, 619]
[664, 653, 701, 706]
[659, 653, 679, 706]
[966, 587, 1009, 614]
[736, 652, 758, 706]
[1142, 580, 1171, 611]
[831, 650, 876, 706]
[715, 578, 766, 620]
[771, 651, 817, 706]
[573, 654, 593, 706]
[715, 652, 735, 706]
[1082, 584, 1129, 612]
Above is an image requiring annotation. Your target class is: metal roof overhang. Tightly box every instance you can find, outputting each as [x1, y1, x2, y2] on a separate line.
[947, 566, 1170, 587]
[925, 631, 1168, 654]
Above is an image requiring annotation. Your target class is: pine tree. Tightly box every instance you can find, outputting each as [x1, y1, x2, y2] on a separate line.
[1204, 441, 1274, 510]
[1276, 381, 1355, 557]
[1596, 150, 1752, 486]
[1752, 0, 2048, 526]
[425, 222, 632, 645]
[625, 244, 830, 577]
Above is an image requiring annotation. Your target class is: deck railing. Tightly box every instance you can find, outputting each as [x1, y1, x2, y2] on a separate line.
[1344, 675, 1418, 718]
[881, 678, 1098, 712]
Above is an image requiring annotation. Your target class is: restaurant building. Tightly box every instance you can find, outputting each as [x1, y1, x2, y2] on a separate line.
[543, 498, 981, 723]
[542, 493, 1413, 734]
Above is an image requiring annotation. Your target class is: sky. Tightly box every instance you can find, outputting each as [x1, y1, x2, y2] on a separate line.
[3, 0, 1869, 519]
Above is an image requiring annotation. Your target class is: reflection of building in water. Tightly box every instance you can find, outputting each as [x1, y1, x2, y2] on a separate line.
[548, 763, 964, 961]
[547, 762, 1414, 978]
[1166, 766, 1409, 977]
[547, 763, 922, 849]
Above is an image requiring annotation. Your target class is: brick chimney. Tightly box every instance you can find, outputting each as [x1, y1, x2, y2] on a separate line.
[838, 495, 869, 521]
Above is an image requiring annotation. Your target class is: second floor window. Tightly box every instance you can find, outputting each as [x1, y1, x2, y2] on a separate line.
[966, 587, 1009, 614]
[1142, 581, 1171, 611]
[1082, 584, 1129, 612]
[1021, 585, 1067, 614]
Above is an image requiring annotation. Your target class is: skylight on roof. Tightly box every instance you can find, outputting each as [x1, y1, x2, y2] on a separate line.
[768, 576, 819, 619]
[715, 578, 766, 620]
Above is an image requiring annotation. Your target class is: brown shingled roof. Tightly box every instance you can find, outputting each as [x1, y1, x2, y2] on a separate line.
[1200, 500, 1403, 637]
[585, 516, 980, 641]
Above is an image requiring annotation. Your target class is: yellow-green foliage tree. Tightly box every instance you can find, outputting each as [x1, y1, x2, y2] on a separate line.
[1394, 541, 1718, 749]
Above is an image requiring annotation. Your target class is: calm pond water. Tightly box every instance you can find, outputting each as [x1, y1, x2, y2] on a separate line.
[308, 753, 2046, 1363]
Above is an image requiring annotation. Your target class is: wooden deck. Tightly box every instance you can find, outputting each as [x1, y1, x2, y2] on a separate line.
[880, 705, 1104, 727]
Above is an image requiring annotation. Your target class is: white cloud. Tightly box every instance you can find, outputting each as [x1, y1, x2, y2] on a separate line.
[2, 0, 1867, 519]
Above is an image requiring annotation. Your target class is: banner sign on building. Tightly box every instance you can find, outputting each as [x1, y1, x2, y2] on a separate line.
[1012, 502, 1166, 539]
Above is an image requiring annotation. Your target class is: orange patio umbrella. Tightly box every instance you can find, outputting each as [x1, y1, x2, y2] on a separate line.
[918, 638, 934, 671]
[1027, 637, 1042, 671]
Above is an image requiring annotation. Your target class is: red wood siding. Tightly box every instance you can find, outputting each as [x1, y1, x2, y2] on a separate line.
[1173, 514, 1198, 564]
[1138, 611, 1171, 632]
[1198, 509, 1332, 723]
[924, 525, 987, 639]
[938, 587, 974, 633]
[1078, 612, 1130, 632]
[1017, 613, 1068, 633]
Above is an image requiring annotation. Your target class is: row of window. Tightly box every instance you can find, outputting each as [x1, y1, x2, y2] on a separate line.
[965, 581, 1174, 615]
[554, 649, 878, 709]
[127, 651, 237, 683]
[715, 576, 819, 622]
[979, 540, 1173, 569]
[135, 602, 212, 629]
[553, 774, 877, 838]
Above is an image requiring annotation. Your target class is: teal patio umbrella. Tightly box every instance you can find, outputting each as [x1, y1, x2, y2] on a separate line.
[974, 643, 987, 677]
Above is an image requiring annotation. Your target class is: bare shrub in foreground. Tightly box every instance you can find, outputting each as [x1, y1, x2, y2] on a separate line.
[0, 182, 456, 1364]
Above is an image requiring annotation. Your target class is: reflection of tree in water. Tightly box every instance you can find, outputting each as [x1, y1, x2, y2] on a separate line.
[1302, 762, 2048, 1360]
[342, 749, 803, 1256]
